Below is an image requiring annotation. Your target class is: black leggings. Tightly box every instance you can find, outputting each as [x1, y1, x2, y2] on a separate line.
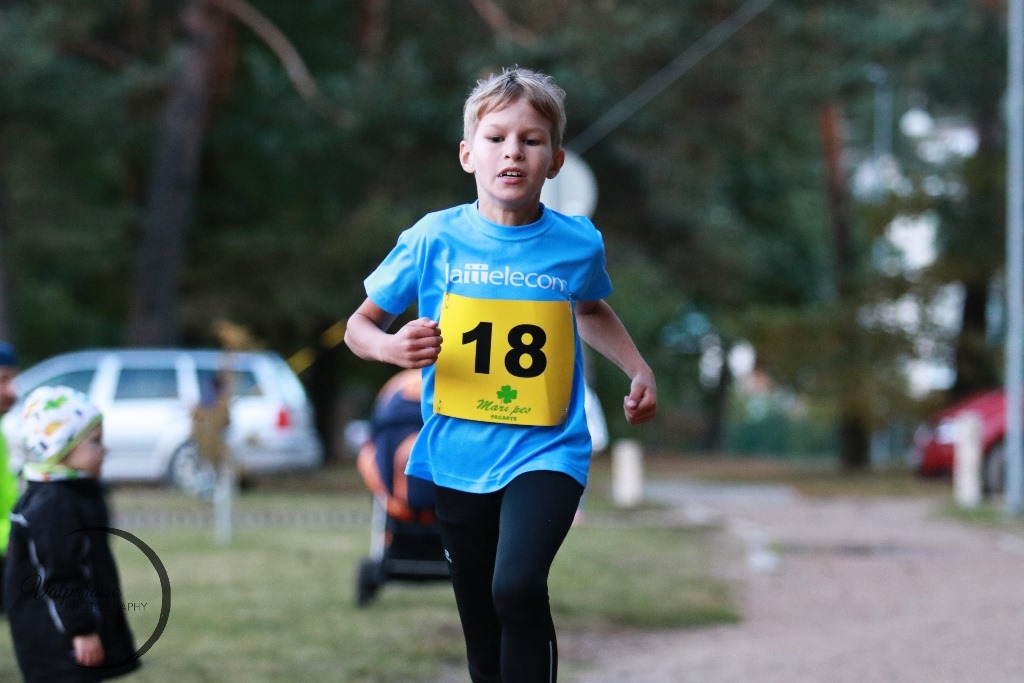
[434, 470, 584, 683]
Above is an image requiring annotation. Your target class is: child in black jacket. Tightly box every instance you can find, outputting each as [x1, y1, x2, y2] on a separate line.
[4, 385, 140, 682]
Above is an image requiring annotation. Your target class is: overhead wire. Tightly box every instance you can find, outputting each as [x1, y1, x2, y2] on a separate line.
[567, 0, 776, 156]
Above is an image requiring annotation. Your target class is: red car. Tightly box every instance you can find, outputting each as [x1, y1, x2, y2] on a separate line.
[911, 389, 1014, 493]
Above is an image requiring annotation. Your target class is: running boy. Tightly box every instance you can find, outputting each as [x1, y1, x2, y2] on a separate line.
[4, 386, 140, 681]
[345, 66, 657, 682]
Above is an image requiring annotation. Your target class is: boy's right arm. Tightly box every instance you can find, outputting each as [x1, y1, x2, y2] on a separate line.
[345, 298, 442, 368]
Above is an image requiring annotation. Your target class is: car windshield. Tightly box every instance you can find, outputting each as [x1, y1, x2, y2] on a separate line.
[27, 369, 95, 395]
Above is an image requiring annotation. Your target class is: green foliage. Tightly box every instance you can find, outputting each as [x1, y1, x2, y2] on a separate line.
[0, 1, 1010, 451]
[725, 388, 839, 456]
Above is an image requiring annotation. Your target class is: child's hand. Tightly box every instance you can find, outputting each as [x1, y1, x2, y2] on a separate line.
[623, 369, 657, 425]
[73, 633, 104, 667]
[389, 317, 442, 368]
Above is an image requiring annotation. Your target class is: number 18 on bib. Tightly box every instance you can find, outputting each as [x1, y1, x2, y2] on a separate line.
[434, 292, 576, 426]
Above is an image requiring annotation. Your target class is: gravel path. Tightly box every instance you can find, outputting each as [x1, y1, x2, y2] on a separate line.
[563, 481, 1024, 683]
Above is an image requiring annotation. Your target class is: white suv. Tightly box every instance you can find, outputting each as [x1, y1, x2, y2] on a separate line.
[1, 348, 323, 489]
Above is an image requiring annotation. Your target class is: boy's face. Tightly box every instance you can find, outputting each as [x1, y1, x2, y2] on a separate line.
[460, 98, 565, 226]
[62, 424, 107, 478]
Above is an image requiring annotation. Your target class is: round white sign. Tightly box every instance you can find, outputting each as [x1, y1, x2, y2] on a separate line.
[541, 150, 598, 218]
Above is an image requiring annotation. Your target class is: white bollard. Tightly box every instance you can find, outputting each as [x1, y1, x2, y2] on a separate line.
[953, 411, 983, 508]
[214, 461, 235, 545]
[611, 439, 644, 508]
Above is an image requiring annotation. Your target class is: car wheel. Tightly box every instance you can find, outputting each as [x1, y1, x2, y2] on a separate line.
[167, 440, 217, 500]
[983, 441, 1006, 496]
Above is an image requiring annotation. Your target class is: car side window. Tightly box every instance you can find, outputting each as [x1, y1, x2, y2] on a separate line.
[197, 369, 262, 398]
[231, 370, 261, 397]
[115, 368, 179, 400]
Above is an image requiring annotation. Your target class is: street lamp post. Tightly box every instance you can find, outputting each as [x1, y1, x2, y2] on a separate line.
[1005, 0, 1024, 515]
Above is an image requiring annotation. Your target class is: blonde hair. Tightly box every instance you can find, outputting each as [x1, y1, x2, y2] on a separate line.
[463, 66, 567, 150]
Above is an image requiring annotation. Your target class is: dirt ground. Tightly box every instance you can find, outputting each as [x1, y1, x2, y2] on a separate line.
[562, 479, 1024, 683]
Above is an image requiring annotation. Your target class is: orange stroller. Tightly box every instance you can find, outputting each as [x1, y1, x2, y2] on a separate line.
[355, 370, 449, 606]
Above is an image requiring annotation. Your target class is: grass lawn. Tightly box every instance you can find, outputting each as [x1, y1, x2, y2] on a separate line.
[0, 460, 735, 682]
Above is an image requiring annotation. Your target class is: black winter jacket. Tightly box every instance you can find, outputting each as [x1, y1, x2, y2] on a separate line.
[3, 479, 141, 682]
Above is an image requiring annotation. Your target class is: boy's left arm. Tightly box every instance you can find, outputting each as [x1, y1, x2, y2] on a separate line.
[575, 300, 657, 425]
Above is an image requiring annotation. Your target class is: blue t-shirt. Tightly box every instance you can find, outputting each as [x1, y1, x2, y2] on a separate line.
[363, 202, 613, 493]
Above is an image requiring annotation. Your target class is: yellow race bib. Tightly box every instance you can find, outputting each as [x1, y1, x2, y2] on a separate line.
[434, 293, 575, 426]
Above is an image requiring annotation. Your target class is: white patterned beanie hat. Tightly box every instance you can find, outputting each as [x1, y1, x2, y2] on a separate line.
[20, 385, 102, 466]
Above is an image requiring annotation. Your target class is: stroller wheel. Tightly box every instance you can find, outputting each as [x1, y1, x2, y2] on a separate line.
[356, 558, 382, 607]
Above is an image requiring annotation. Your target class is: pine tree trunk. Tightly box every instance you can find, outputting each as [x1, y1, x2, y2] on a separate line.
[820, 101, 870, 470]
[953, 280, 1001, 399]
[127, 0, 228, 345]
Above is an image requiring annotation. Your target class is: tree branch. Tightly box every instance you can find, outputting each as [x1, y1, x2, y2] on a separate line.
[207, 0, 350, 125]
[468, 0, 536, 44]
